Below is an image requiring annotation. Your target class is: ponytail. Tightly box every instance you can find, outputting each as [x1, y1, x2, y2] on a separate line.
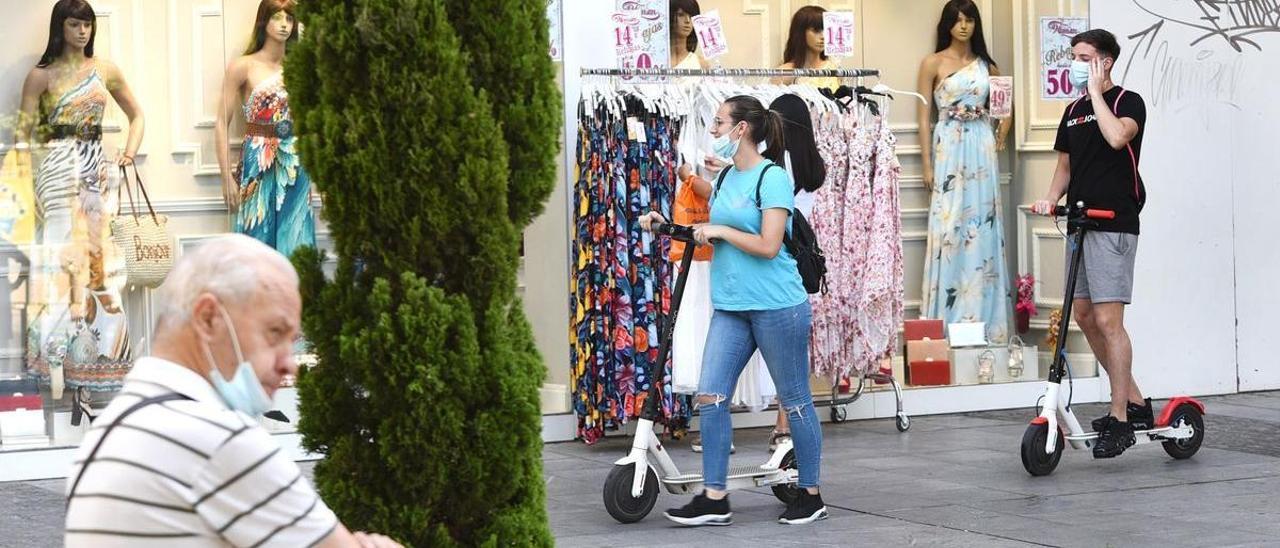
[761, 109, 786, 164]
[722, 95, 787, 164]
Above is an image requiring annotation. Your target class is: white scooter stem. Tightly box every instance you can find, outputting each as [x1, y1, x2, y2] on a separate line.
[1038, 381, 1088, 453]
[618, 419, 680, 498]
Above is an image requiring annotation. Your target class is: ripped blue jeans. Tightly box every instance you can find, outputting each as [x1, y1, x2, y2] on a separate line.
[696, 301, 820, 490]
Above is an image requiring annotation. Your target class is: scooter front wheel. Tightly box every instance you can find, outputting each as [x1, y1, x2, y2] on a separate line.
[1162, 404, 1205, 460]
[604, 464, 660, 523]
[1020, 422, 1064, 476]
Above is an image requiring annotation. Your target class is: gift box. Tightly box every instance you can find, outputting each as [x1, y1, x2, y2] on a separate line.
[904, 319, 944, 341]
[906, 339, 949, 363]
[908, 359, 951, 386]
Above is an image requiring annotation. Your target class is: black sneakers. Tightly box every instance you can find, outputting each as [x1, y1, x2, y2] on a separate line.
[1093, 419, 1137, 458]
[664, 492, 732, 526]
[1091, 398, 1154, 432]
[778, 490, 829, 525]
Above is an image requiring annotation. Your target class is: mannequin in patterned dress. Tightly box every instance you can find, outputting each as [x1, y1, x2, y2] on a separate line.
[917, 0, 1013, 344]
[18, 0, 145, 400]
[215, 0, 315, 258]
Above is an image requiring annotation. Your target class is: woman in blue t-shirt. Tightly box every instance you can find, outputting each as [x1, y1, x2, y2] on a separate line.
[641, 96, 825, 526]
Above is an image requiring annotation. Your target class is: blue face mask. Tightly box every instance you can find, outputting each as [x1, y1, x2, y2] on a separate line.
[1069, 60, 1092, 91]
[204, 304, 273, 417]
[711, 122, 743, 159]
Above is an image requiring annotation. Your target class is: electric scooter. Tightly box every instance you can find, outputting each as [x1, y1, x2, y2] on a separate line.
[1020, 203, 1205, 476]
[603, 222, 803, 524]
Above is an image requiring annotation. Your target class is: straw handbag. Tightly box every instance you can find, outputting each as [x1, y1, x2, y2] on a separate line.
[110, 165, 173, 288]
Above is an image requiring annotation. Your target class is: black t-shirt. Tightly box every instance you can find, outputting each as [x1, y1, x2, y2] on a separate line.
[1053, 86, 1147, 234]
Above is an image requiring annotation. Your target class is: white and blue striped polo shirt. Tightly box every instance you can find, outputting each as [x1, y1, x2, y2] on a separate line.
[64, 357, 337, 547]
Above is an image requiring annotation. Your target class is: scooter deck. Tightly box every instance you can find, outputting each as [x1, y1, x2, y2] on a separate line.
[1064, 424, 1194, 445]
[664, 463, 783, 485]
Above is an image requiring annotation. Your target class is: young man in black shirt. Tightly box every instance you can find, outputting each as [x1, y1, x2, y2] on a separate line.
[1032, 29, 1151, 458]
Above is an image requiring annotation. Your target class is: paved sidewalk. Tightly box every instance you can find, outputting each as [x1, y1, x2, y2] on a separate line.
[547, 392, 1280, 547]
[3, 392, 1278, 547]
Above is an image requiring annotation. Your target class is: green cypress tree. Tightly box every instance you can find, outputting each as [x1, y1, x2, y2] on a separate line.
[285, 1, 555, 545]
[443, 0, 562, 227]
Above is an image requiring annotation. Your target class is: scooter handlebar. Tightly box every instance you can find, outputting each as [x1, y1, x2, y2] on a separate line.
[1052, 205, 1116, 220]
[652, 222, 696, 243]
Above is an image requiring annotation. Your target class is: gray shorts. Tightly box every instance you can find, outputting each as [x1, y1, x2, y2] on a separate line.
[1065, 231, 1138, 304]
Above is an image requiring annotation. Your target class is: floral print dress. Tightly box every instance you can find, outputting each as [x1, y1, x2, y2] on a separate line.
[235, 72, 316, 257]
[922, 59, 1011, 344]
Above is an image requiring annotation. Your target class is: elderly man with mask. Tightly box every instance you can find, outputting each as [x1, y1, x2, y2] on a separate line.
[64, 234, 401, 548]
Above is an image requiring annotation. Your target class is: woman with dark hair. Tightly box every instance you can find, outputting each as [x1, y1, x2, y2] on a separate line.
[773, 5, 837, 89]
[18, 0, 145, 401]
[215, 0, 315, 257]
[642, 96, 827, 527]
[916, 0, 1012, 344]
[760, 93, 826, 452]
[670, 0, 709, 70]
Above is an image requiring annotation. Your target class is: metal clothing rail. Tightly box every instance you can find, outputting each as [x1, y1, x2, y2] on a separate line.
[580, 67, 880, 78]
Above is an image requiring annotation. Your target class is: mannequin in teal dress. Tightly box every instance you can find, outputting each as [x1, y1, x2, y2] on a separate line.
[215, 0, 315, 257]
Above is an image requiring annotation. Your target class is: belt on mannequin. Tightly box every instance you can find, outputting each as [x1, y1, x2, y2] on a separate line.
[244, 120, 294, 139]
[49, 124, 102, 141]
[941, 106, 989, 122]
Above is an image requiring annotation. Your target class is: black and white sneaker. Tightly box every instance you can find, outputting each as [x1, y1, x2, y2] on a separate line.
[1092, 399, 1155, 432]
[664, 492, 732, 526]
[1093, 420, 1136, 459]
[778, 490, 828, 525]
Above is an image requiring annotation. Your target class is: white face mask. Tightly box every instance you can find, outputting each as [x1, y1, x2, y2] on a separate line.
[711, 122, 743, 159]
[203, 304, 273, 417]
[1069, 59, 1095, 90]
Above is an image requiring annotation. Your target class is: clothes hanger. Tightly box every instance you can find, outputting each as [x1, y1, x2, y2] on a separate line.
[871, 82, 928, 105]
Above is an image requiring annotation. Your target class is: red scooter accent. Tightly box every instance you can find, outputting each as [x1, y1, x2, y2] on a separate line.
[1030, 416, 1048, 425]
[1156, 397, 1206, 427]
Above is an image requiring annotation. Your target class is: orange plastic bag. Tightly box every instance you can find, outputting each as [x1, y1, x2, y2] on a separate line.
[668, 179, 713, 262]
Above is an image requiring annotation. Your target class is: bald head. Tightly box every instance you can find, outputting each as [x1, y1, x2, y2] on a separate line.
[154, 234, 299, 332]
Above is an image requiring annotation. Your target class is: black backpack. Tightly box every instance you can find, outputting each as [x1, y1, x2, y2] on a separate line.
[715, 163, 827, 294]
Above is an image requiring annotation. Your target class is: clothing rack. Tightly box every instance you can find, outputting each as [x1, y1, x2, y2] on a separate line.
[580, 67, 880, 78]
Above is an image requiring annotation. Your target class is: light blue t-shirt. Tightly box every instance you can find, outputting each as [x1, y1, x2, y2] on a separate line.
[708, 160, 809, 311]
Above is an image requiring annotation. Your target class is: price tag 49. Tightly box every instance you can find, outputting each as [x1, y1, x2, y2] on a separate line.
[989, 76, 1013, 119]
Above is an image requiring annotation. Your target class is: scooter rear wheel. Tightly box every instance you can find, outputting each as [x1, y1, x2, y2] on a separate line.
[1161, 404, 1205, 460]
[1020, 422, 1064, 476]
[771, 450, 802, 505]
[603, 464, 659, 523]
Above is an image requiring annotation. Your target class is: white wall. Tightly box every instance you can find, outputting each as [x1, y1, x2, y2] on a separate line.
[1092, 1, 1279, 394]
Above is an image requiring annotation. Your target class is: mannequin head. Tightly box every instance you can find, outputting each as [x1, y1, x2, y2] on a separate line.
[245, 0, 298, 55]
[783, 5, 827, 67]
[768, 94, 826, 194]
[669, 0, 700, 53]
[38, 0, 97, 68]
[934, 0, 996, 68]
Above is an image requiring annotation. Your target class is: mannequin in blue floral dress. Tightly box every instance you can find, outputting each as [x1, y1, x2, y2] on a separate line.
[917, 0, 1012, 344]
